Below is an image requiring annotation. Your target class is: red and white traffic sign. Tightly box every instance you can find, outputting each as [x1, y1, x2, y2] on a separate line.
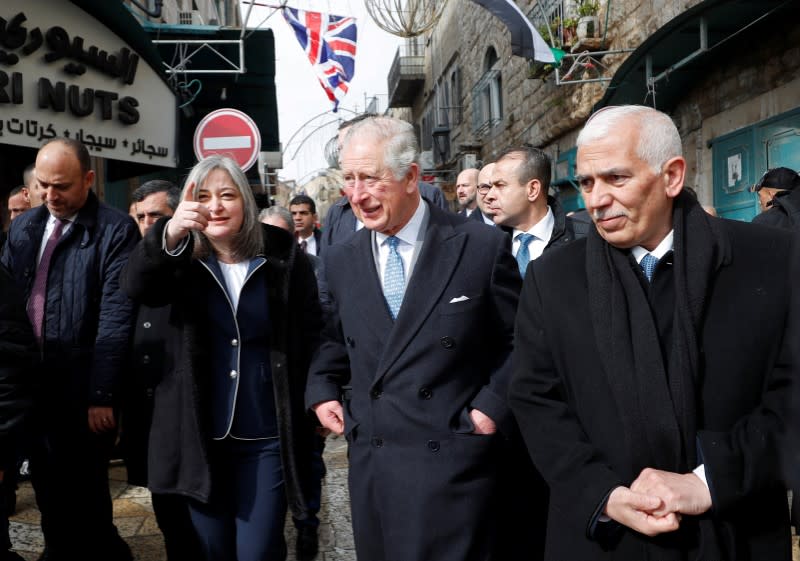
[193, 108, 262, 171]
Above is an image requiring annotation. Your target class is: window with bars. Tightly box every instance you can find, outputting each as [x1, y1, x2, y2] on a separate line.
[471, 48, 502, 134]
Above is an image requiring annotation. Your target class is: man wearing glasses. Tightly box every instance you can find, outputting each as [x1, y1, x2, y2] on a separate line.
[474, 163, 499, 226]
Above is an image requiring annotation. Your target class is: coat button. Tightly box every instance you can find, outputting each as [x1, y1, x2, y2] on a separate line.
[371, 436, 384, 448]
[427, 440, 440, 452]
[346, 337, 355, 348]
[143, 321, 152, 329]
[418, 387, 432, 399]
[370, 387, 383, 399]
[142, 354, 150, 364]
[440, 336, 455, 349]
[231, 339, 238, 346]
[229, 370, 237, 379]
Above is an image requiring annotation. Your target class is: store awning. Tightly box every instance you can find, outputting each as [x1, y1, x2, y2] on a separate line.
[595, 0, 793, 113]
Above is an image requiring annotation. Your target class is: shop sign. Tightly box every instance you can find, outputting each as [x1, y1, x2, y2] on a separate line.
[0, 0, 177, 166]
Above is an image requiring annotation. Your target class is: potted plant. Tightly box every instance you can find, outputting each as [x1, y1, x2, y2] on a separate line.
[562, 17, 578, 46]
[576, 0, 600, 40]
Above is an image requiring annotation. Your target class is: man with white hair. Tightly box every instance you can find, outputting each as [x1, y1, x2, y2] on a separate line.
[307, 116, 521, 561]
[510, 105, 794, 560]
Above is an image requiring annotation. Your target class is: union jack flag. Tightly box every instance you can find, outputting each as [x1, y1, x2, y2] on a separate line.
[282, 7, 357, 111]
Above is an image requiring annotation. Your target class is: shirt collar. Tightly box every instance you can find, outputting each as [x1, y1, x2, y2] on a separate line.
[47, 212, 77, 226]
[631, 230, 674, 264]
[376, 196, 424, 247]
[513, 206, 554, 243]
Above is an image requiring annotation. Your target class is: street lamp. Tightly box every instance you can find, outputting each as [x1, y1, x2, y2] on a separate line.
[432, 126, 451, 165]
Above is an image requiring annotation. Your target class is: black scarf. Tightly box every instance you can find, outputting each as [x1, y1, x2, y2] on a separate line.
[587, 192, 731, 559]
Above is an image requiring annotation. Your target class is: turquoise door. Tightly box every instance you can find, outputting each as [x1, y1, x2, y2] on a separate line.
[713, 108, 800, 222]
[712, 129, 757, 221]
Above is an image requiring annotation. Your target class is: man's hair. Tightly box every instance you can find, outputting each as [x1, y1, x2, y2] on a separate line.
[259, 205, 293, 232]
[337, 112, 379, 131]
[132, 180, 181, 211]
[577, 105, 682, 173]
[341, 116, 419, 181]
[289, 194, 317, 214]
[496, 146, 552, 191]
[182, 155, 263, 261]
[40, 137, 92, 175]
[22, 164, 35, 186]
[9, 185, 27, 197]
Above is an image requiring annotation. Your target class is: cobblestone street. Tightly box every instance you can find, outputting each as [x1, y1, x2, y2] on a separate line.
[8, 435, 355, 561]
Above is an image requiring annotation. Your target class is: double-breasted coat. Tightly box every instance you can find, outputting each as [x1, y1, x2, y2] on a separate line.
[307, 202, 522, 561]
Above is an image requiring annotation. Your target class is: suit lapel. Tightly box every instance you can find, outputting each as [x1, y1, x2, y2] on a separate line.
[375, 212, 466, 381]
[341, 229, 394, 342]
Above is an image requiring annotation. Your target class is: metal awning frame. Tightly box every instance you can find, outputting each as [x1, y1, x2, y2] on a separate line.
[555, 48, 635, 85]
[151, 39, 246, 74]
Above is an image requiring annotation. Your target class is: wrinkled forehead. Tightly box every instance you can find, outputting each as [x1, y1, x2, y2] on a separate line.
[478, 165, 495, 185]
[340, 137, 387, 171]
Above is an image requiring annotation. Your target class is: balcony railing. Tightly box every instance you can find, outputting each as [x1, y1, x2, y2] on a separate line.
[387, 40, 425, 108]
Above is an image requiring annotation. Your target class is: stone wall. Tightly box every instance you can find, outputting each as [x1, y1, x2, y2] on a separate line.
[413, 0, 716, 163]
[399, 0, 798, 209]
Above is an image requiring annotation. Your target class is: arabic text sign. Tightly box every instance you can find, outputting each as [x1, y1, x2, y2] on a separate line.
[0, 0, 176, 167]
[194, 109, 261, 171]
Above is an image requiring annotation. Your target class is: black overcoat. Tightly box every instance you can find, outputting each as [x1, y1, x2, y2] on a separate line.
[510, 218, 794, 560]
[120, 218, 322, 520]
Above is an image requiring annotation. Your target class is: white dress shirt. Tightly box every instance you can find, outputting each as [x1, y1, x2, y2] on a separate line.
[374, 196, 426, 287]
[511, 206, 555, 263]
[37, 213, 76, 265]
[298, 232, 317, 255]
[630, 230, 674, 265]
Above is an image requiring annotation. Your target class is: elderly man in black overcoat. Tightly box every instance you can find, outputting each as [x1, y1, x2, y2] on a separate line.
[510, 105, 794, 560]
[307, 116, 522, 561]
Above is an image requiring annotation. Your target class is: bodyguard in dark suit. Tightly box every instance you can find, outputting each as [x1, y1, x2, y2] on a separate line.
[455, 168, 480, 218]
[120, 181, 201, 561]
[510, 106, 794, 560]
[485, 146, 588, 276]
[307, 116, 521, 561]
[2, 138, 138, 561]
[289, 194, 323, 255]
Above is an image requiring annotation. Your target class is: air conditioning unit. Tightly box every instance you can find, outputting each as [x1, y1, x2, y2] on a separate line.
[459, 153, 478, 171]
[178, 10, 204, 25]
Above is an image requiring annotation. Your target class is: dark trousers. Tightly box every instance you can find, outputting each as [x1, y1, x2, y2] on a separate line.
[31, 412, 127, 560]
[293, 432, 326, 530]
[189, 438, 287, 561]
[152, 493, 203, 561]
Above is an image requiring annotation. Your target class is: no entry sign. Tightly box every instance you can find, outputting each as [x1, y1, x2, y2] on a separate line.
[193, 108, 262, 171]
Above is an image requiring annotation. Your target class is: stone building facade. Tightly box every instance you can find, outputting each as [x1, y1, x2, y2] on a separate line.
[388, 0, 799, 220]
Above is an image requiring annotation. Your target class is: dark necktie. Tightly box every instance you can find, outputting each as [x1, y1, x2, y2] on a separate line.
[299, 240, 308, 253]
[640, 252, 658, 282]
[28, 218, 67, 341]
